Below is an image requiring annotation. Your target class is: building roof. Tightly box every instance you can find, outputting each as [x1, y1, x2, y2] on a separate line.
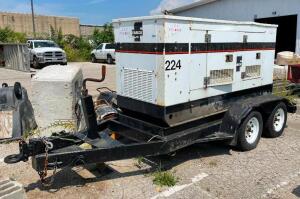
[169, 0, 219, 13]
[113, 15, 277, 28]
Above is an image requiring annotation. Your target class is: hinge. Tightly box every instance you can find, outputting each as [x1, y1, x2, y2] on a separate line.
[205, 34, 211, 43]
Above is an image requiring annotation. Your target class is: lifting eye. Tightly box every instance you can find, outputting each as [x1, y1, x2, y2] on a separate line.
[226, 54, 233, 62]
[256, 53, 261, 60]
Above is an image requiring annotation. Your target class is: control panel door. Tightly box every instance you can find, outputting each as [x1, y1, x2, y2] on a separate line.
[189, 30, 207, 91]
[205, 30, 242, 88]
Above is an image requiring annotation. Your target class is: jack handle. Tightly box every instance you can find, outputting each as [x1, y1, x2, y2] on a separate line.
[82, 65, 106, 96]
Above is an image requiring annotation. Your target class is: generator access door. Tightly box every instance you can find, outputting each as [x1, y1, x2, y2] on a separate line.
[205, 30, 242, 88]
[189, 29, 207, 91]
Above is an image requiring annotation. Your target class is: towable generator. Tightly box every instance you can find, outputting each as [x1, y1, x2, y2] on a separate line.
[5, 16, 296, 184]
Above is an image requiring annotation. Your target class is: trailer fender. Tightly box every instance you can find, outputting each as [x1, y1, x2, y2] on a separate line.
[220, 95, 297, 146]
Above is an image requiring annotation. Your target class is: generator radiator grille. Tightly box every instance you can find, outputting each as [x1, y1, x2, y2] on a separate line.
[245, 65, 261, 79]
[123, 68, 154, 103]
[209, 69, 234, 85]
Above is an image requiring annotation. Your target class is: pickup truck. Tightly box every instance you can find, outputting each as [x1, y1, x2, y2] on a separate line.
[27, 40, 67, 69]
[91, 43, 115, 64]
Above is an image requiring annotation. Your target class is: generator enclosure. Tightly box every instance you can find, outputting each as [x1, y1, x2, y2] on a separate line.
[113, 15, 277, 126]
[31, 65, 83, 135]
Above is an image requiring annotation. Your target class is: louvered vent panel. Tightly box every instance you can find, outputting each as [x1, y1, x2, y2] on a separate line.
[245, 65, 261, 79]
[209, 69, 234, 85]
[123, 68, 154, 103]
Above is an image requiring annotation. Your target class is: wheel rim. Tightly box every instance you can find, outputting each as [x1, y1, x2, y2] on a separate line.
[273, 108, 285, 132]
[245, 117, 260, 144]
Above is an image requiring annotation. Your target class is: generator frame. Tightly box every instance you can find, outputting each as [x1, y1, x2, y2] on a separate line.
[4, 88, 297, 174]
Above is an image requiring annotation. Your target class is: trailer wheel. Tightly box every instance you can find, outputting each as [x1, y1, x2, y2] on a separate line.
[237, 111, 263, 151]
[264, 103, 287, 138]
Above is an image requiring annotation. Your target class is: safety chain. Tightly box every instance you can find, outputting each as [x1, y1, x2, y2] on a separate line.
[38, 137, 57, 187]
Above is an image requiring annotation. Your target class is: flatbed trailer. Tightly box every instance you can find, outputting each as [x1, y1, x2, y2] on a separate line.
[4, 15, 298, 184]
[4, 73, 297, 182]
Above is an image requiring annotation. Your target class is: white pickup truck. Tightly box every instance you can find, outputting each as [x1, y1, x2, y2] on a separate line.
[91, 43, 115, 64]
[27, 40, 67, 69]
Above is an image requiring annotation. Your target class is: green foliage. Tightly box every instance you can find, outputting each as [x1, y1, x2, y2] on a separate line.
[62, 36, 92, 62]
[91, 23, 114, 47]
[152, 170, 178, 187]
[50, 26, 64, 47]
[0, 23, 115, 62]
[273, 80, 297, 104]
[134, 156, 145, 168]
[0, 27, 26, 43]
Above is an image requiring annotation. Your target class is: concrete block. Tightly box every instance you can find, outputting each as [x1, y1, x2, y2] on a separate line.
[0, 178, 25, 199]
[31, 65, 83, 136]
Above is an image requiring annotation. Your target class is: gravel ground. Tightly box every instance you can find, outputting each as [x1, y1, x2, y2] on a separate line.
[0, 62, 116, 98]
[0, 63, 299, 199]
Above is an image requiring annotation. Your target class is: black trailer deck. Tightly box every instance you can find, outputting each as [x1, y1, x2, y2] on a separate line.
[4, 92, 297, 184]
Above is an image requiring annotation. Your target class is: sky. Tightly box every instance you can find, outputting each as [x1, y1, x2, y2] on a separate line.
[0, 0, 198, 25]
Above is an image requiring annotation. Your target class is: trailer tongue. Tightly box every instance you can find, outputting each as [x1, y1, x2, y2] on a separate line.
[4, 15, 297, 185]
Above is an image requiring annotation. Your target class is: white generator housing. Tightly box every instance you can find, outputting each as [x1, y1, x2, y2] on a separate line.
[113, 15, 277, 126]
[31, 65, 83, 133]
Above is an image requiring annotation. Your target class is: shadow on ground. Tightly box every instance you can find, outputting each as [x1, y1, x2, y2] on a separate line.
[292, 185, 300, 197]
[24, 141, 232, 192]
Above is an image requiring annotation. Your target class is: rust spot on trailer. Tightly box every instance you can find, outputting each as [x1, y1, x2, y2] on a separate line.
[0, 111, 13, 139]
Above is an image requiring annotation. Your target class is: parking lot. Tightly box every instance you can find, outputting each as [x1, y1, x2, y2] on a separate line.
[0, 63, 300, 199]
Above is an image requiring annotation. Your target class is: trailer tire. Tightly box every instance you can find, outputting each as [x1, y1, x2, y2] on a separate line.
[237, 111, 263, 151]
[264, 103, 287, 138]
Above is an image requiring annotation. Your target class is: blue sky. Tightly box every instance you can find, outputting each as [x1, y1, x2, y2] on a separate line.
[0, 0, 196, 25]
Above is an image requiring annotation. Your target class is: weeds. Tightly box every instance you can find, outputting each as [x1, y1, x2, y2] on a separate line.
[209, 160, 218, 167]
[273, 79, 298, 104]
[152, 170, 178, 187]
[134, 156, 145, 168]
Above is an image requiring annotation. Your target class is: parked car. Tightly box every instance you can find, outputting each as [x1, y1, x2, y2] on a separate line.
[27, 40, 67, 69]
[91, 43, 115, 64]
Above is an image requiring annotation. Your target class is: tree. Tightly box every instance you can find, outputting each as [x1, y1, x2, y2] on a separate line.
[0, 27, 26, 43]
[50, 26, 64, 47]
[91, 23, 114, 46]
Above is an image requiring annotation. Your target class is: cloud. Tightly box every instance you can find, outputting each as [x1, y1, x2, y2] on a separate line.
[150, 0, 200, 15]
[87, 0, 107, 5]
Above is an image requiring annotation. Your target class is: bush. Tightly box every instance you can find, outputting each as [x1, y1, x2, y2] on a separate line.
[0, 27, 26, 43]
[0, 23, 115, 62]
[91, 23, 114, 47]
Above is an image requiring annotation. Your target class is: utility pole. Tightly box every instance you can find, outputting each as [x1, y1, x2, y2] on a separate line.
[30, 0, 36, 38]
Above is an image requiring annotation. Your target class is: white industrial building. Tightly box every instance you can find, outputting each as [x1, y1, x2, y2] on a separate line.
[170, 0, 300, 55]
